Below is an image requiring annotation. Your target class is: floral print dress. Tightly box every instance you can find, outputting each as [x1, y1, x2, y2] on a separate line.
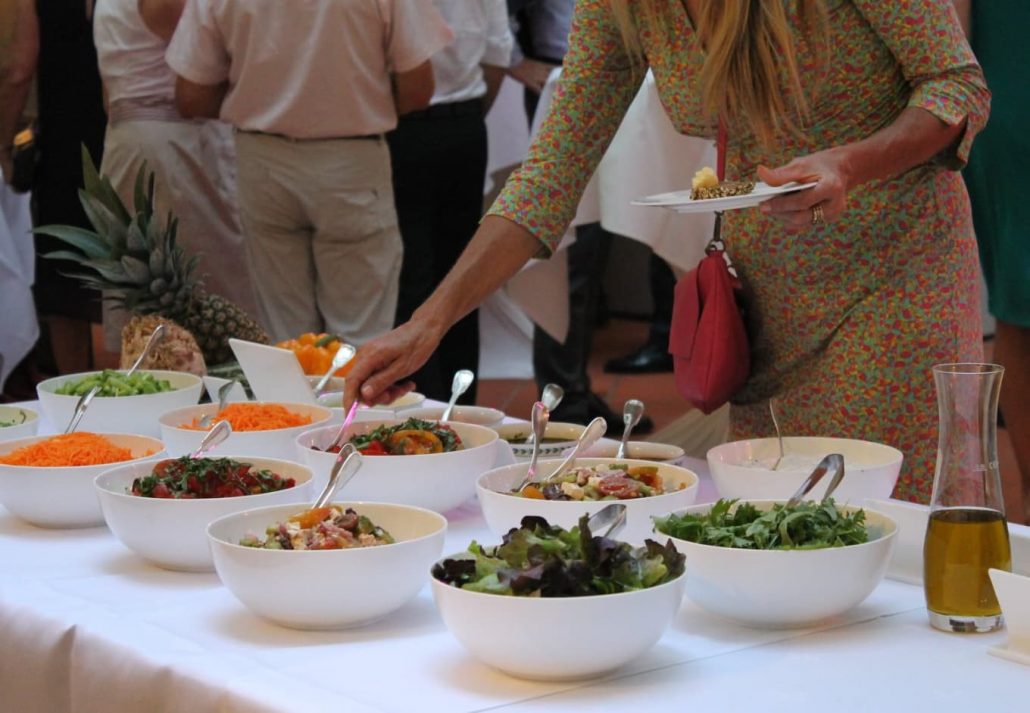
[489, 0, 990, 503]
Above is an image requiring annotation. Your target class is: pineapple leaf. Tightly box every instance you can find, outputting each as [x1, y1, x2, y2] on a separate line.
[42, 249, 96, 263]
[80, 146, 131, 224]
[79, 190, 129, 253]
[81, 258, 131, 283]
[33, 225, 108, 259]
[125, 221, 148, 252]
[132, 164, 149, 217]
[120, 255, 152, 284]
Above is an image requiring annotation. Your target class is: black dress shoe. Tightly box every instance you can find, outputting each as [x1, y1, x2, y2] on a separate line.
[604, 341, 673, 374]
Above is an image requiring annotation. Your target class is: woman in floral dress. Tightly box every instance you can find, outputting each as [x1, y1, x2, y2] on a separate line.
[346, 0, 989, 503]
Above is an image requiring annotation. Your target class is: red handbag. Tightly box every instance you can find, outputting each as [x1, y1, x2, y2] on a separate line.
[668, 123, 751, 414]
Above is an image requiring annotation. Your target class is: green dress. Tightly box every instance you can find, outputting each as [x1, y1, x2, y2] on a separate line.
[965, 0, 1030, 328]
[489, 0, 990, 503]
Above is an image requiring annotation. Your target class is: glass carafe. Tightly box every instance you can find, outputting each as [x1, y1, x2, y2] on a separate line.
[923, 363, 1012, 633]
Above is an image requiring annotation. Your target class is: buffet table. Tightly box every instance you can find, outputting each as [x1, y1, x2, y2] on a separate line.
[2, 404, 1027, 713]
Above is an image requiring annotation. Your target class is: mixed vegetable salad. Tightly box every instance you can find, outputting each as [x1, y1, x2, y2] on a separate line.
[516, 463, 674, 501]
[433, 514, 684, 597]
[653, 498, 869, 550]
[240, 506, 394, 550]
[321, 418, 462, 456]
[55, 369, 175, 397]
[131, 456, 296, 499]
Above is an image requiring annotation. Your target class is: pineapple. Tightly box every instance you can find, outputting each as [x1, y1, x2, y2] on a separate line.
[36, 148, 269, 365]
[120, 314, 206, 376]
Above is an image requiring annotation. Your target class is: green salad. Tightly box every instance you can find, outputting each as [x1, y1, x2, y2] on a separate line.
[653, 498, 869, 550]
[56, 369, 175, 397]
[432, 514, 684, 597]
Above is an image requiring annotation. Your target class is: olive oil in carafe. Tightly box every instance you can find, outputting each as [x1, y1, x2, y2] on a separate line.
[923, 507, 1011, 617]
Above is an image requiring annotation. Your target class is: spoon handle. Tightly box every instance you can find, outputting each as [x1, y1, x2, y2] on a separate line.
[511, 402, 549, 493]
[546, 416, 607, 481]
[785, 453, 837, 508]
[587, 502, 628, 539]
[326, 400, 361, 453]
[313, 343, 356, 397]
[818, 454, 846, 503]
[190, 419, 232, 459]
[64, 385, 101, 434]
[126, 324, 166, 377]
[313, 443, 363, 510]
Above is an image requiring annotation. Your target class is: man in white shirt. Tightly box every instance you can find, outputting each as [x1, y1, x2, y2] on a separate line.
[166, 0, 453, 343]
[387, 0, 512, 403]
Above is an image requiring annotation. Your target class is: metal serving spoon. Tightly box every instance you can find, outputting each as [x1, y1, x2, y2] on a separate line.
[769, 397, 785, 471]
[310, 443, 363, 511]
[615, 399, 645, 459]
[511, 402, 549, 493]
[587, 502, 628, 539]
[440, 369, 474, 421]
[785, 453, 845, 508]
[527, 383, 564, 445]
[197, 380, 237, 430]
[312, 343, 357, 397]
[189, 419, 232, 459]
[543, 416, 607, 482]
[324, 400, 362, 454]
[64, 324, 166, 434]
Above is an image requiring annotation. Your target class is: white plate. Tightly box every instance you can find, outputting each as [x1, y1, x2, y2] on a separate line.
[632, 181, 818, 214]
[229, 338, 315, 404]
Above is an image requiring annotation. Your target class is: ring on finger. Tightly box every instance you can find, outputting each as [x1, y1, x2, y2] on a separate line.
[811, 203, 825, 225]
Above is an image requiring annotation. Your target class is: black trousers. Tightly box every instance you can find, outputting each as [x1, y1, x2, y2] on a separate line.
[387, 101, 486, 403]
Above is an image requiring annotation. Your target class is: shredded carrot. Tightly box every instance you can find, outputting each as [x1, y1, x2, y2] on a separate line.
[187, 403, 313, 431]
[0, 432, 143, 467]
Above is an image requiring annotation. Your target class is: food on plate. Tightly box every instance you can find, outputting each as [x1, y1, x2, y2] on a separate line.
[740, 453, 824, 471]
[55, 369, 175, 397]
[131, 456, 295, 498]
[0, 411, 28, 428]
[0, 432, 145, 467]
[36, 153, 269, 366]
[515, 463, 679, 501]
[120, 315, 206, 376]
[319, 418, 462, 456]
[275, 332, 356, 378]
[240, 505, 394, 550]
[186, 403, 313, 431]
[690, 165, 755, 200]
[653, 498, 869, 550]
[433, 514, 684, 596]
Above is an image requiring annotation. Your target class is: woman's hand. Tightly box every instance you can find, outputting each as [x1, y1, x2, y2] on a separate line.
[342, 318, 443, 408]
[757, 148, 852, 230]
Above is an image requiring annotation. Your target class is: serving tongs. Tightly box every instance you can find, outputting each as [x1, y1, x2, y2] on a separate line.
[784, 453, 845, 508]
[587, 502, 628, 539]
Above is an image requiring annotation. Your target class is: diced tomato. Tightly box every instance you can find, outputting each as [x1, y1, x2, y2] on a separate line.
[359, 441, 390, 456]
[596, 475, 642, 500]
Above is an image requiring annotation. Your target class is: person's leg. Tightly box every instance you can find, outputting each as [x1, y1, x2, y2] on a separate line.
[233, 132, 320, 342]
[993, 320, 1030, 523]
[604, 251, 675, 374]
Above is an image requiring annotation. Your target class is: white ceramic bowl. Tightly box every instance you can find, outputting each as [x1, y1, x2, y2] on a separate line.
[707, 437, 904, 503]
[95, 456, 313, 571]
[493, 421, 586, 459]
[208, 501, 447, 629]
[0, 433, 165, 528]
[296, 420, 499, 513]
[405, 405, 506, 429]
[431, 556, 686, 680]
[655, 500, 897, 628]
[0, 405, 40, 442]
[477, 458, 699, 543]
[159, 402, 333, 459]
[577, 440, 686, 466]
[36, 370, 203, 436]
[316, 390, 426, 412]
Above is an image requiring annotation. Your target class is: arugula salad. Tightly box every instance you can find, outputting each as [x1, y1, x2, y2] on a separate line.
[433, 514, 684, 597]
[653, 498, 869, 550]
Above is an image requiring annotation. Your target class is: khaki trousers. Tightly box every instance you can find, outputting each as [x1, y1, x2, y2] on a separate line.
[233, 132, 402, 344]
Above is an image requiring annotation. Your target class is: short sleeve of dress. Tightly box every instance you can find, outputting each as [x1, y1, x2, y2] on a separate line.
[851, 0, 990, 168]
[486, 0, 643, 256]
[165, 0, 230, 85]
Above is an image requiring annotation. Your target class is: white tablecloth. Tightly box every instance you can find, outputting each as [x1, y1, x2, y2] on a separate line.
[2, 403, 1028, 713]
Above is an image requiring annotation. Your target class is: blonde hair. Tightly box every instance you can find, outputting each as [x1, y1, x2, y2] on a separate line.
[610, 0, 827, 147]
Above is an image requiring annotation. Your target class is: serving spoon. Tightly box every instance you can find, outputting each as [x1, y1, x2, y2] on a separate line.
[323, 400, 362, 454]
[64, 323, 166, 434]
[769, 397, 785, 471]
[543, 416, 607, 481]
[189, 419, 232, 459]
[510, 401, 549, 493]
[527, 383, 564, 445]
[312, 343, 357, 397]
[614, 399, 645, 459]
[440, 369, 474, 421]
[587, 502, 628, 539]
[311, 443, 363, 511]
[785, 453, 845, 508]
[197, 380, 237, 430]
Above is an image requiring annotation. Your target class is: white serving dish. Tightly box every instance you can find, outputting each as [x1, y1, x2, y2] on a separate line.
[0, 405, 40, 442]
[317, 391, 427, 418]
[158, 402, 332, 459]
[405, 405, 506, 429]
[988, 569, 1030, 667]
[707, 437, 904, 503]
[656, 500, 897, 628]
[95, 455, 313, 572]
[36, 370, 203, 437]
[492, 421, 586, 460]
[295, 420, 499, 513]
[0, 433, 165, 528]
[431, 557, 686, 680]
[577, 440, 686, 466]
[208, 501, 446, 629]
[477, 457, 699, 543]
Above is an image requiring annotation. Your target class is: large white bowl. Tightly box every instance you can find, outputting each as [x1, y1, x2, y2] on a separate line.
[405, 405, 506, 429]
[655, 500, 897, 628]
[295, 420, 499, 513]
[159, 402, 333, 459]
[0, 405, 40, 442]
[0, 433, 165, 528]
[208, 501, 447, 629]
[492, 421, 586, 459]
[431, 557, 686, 680]
[95, 456, 313, 571]
[477, 458, 699, 543]
[707, 437, 904, 503]
[36, 370, 203, 436]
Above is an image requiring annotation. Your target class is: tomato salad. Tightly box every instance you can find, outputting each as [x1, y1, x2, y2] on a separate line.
[517, 463, 677, 501]
[131, 456, 296, 499]
[240, 506, 394, 550]
[319, 418, 462, 456]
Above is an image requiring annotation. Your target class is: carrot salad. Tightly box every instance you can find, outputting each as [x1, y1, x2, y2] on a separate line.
[0, 432, 142, 467]
[187, 403, 313, 431]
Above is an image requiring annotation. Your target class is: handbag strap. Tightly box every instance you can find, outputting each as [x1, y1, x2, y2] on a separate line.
[707, 119, 729, 255]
